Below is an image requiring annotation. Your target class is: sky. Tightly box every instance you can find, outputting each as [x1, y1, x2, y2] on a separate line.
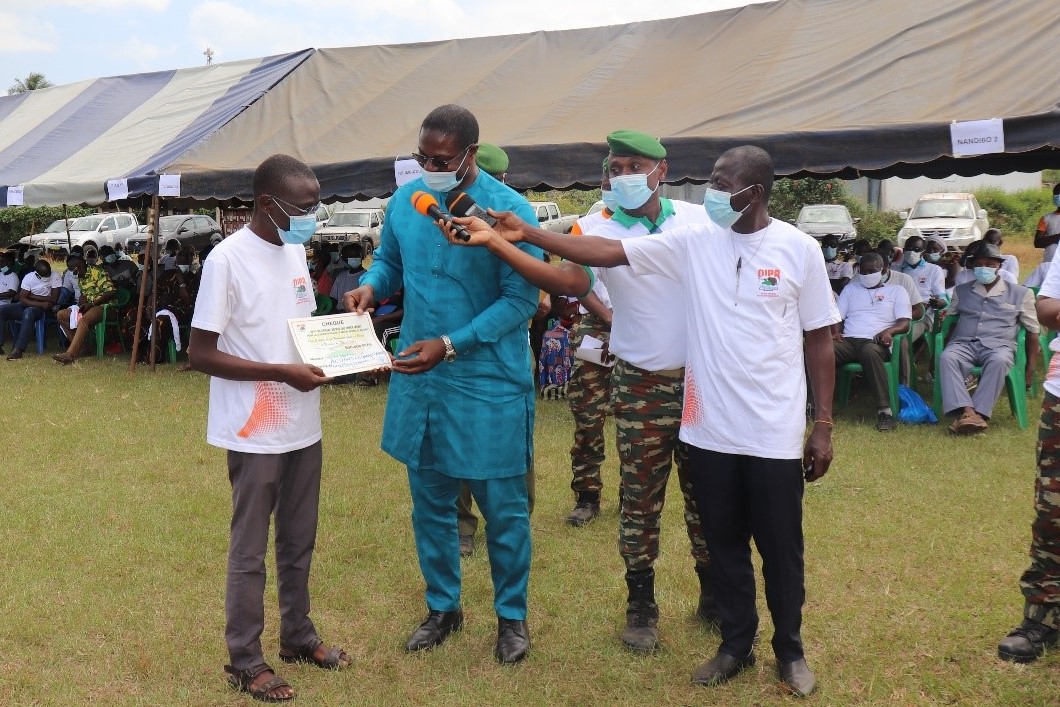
[1, 0, 769, 90]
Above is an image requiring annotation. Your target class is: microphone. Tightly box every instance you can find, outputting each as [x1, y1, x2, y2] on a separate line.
[445, 191, 497, 227]
[411, 190, 470, 242]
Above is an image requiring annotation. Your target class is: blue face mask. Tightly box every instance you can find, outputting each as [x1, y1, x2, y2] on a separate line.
[268, 210, 317, 245]
[609, 162, 661, 211]
[329, 252, 340, 264]
[104, 254, 117, 264]
[925, 251, 942, 263]
[702, 185, 754, 229]
[0, 266, 8, 275]
[1054, 195, 1060, 208]
[420, 146, 472, 193]
[822, 246, 837, 260]
[601, 189, 620, 213]
[974, 266, 999, 285]
[347, 257, 362, 269]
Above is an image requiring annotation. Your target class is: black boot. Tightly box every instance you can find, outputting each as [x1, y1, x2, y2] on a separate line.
[566, 491, 600, 527]
[621, 569, 659, 653]
[695, 563, 721, 630]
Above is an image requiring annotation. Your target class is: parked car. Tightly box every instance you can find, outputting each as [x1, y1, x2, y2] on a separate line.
[529, 201, 578, 233]
[125, 214, 222, 253]
[19, 212, 139, 252]
[313, 208, 385, 256]
[896, 193, 988, 251]
[794, 204, 858, 249]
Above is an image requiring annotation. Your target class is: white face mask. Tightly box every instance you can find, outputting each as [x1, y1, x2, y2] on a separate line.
[904, 251, 922, 266]
[857, 272, 883, 288]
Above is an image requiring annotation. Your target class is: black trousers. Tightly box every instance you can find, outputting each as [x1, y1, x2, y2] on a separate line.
[685, 445, 806, 663]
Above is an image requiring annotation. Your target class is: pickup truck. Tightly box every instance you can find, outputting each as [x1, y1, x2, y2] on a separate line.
[313, 207, 385, 257]
[529, 202, 578, 234]
[19, 212, 139, 252]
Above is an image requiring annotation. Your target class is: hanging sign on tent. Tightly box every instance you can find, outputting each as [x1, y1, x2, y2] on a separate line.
[6, 185, 24, 206]
[158, 174, 181, 197]
[950, 118, 1005, 157]
[107, 178, 129, 201]
[394, 158, 421, 187]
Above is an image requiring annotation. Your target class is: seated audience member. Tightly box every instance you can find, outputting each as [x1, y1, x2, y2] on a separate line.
[330, 243, 366, 311]
[159, 239, 180, 270]
[878, 243, 924, 389]
[822, 235, 853, 293]
[956, 240, 1018, 287]
[310, 247, 334, 298]
[984, 228, 1019, 278]
[899, 235, 948, 336]
[53, 255, 116, 365]
[923, 236, 960, 290]
[57, 254, 80, 309]
[121, 246, 199, 362]
[851, 239, 872, 273]
[0, 252, 19, 305]
[877, 239, 904, 270]
[940, 243, 1039, 434]
[1025, 260, 1051, 290]
[834, 252, 912, 431]
[114, 241, 134, 262]
[100, 245, 139, 290]
[0, 258, 58, 359]
[14, 245, 34, 280]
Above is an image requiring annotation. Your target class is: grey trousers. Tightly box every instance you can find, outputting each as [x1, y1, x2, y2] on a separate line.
[226, 441, 322, 672]
[940, 339, 1014, 417]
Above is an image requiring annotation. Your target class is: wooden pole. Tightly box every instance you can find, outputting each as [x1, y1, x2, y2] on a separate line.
[62, 204, 71, 252]
[148, 201, 160, 371]
[129, 196, 159, 372]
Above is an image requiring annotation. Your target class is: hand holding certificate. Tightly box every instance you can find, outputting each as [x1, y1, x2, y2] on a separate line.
[288, 312, 392, 378]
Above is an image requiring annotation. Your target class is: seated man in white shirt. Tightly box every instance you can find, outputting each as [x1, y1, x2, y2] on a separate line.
[984, 229, 1019, 279]
[834, 252, 912, 431]
[940, 243, 1039, 434]
[899, 235, 948, 335]
[822, 234, 852, 293]
[0, 252, 19, 305]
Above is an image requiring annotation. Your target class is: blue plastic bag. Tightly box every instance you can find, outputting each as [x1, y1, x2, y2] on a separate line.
[897, 384, 937, 424]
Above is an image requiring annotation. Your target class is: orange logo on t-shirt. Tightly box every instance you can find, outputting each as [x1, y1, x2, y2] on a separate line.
[683, 368, 704, 426]
[757, 268, 781, 297]
[238, 381, 291, 438]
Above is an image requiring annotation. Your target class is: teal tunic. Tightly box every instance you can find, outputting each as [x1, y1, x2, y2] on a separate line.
[361, 170, 542, 479]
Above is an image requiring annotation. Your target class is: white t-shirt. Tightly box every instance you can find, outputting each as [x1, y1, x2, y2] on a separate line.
[1038, 260, 1060, 398]
[592, 200, 712, 370]
[0, 270, 19, 303]
[572, 210, 613, 314]
[20, 272, 57, 299]
[837, 282, 912, 340]
[191, 227, 321, 454]
[899, 261, 946, 301]
[623, 218, 840, 459]
[1025, 262, 1051, 289]
[1000, 254, 1019, 278]
[882, 269, 924, 307]
[826, 260, 853, 281]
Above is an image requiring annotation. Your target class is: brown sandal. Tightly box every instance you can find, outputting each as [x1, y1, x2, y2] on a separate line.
[224, 664, 295, 703]
[279, 643, 352, 670]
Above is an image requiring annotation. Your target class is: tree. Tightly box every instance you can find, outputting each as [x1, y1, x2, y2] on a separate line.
[8, 72, 53, 95]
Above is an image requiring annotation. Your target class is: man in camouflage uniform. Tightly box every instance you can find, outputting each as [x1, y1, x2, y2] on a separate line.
[565, 160, 616, 526]
[575, 131, 715, 653]
[998, 275, 1060, 662]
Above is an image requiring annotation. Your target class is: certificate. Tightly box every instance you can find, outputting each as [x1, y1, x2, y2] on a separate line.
[287, 312, 392, 377]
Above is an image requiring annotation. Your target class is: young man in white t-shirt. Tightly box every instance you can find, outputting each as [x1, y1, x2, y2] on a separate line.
[189, 155, 349, 703]
[0, 258, 57, 359]
[443, 145, 838, 698]
[835, 252, 912, 430]
[0, 252, 19, 305]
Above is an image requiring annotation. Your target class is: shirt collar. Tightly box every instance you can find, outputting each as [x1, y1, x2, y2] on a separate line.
[611, 198, 674, 232]
[973, 276, 1009, 297]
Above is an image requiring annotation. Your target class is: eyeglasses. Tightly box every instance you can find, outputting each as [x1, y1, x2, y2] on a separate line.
[410, 145, 473, 170]
[906, 246, 924, 252]
[268, 195, 321, 217]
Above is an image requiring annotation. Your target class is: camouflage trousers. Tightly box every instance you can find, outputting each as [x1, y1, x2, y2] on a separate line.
[1019, 392, 1060, 629]
[568, 313, 614, 497]
[612, 358, 709, 572]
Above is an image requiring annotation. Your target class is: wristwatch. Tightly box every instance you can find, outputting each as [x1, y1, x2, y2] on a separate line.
[441, 335, 457, 362]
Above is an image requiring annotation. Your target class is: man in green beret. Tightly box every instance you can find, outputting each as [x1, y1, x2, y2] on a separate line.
[476, 143, 510, 183]
[571, 129, 716, 654]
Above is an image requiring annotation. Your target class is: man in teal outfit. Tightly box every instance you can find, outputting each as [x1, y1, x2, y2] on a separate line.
[344, 104, 540, 664]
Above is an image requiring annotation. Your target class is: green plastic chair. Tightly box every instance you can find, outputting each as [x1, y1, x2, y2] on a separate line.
[931, 315, 1028, 429]
[312, 293, 333, 316]
[836, 331, 908, 414]
[94, 288, 131, 358]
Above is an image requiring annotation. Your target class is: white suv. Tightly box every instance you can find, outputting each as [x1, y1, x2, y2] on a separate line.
[20, 212, 140, 252]
[896, 193, 988, 251]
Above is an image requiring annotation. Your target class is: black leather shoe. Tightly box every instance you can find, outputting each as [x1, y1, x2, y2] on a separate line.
[494, 619, 530, 664]
[998, 619, 1058, 663]
[404, 610, 464, 652]
[691, 649, 755, 687]
[777, 657, 817, 697]
[459, 534, 475, 558]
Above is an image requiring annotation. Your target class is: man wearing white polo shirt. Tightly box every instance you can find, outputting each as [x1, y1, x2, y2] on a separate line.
[450, 145, 839, 697]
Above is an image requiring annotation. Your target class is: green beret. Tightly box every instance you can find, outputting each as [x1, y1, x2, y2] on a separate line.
[606, 130, 666, 159]
[476, 143, 509, 176]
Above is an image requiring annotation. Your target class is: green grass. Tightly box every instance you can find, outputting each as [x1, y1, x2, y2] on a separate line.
[0, 356, 1058, 706]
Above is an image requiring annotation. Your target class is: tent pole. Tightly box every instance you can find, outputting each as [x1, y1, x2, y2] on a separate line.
[129, 196, 158, 372]
[63, 204, 71, 253]
[148, 199, 160, 372]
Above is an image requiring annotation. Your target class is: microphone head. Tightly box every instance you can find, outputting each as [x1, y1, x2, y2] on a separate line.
[411, 190, 439, 216]
[445, 191, 474, 217]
